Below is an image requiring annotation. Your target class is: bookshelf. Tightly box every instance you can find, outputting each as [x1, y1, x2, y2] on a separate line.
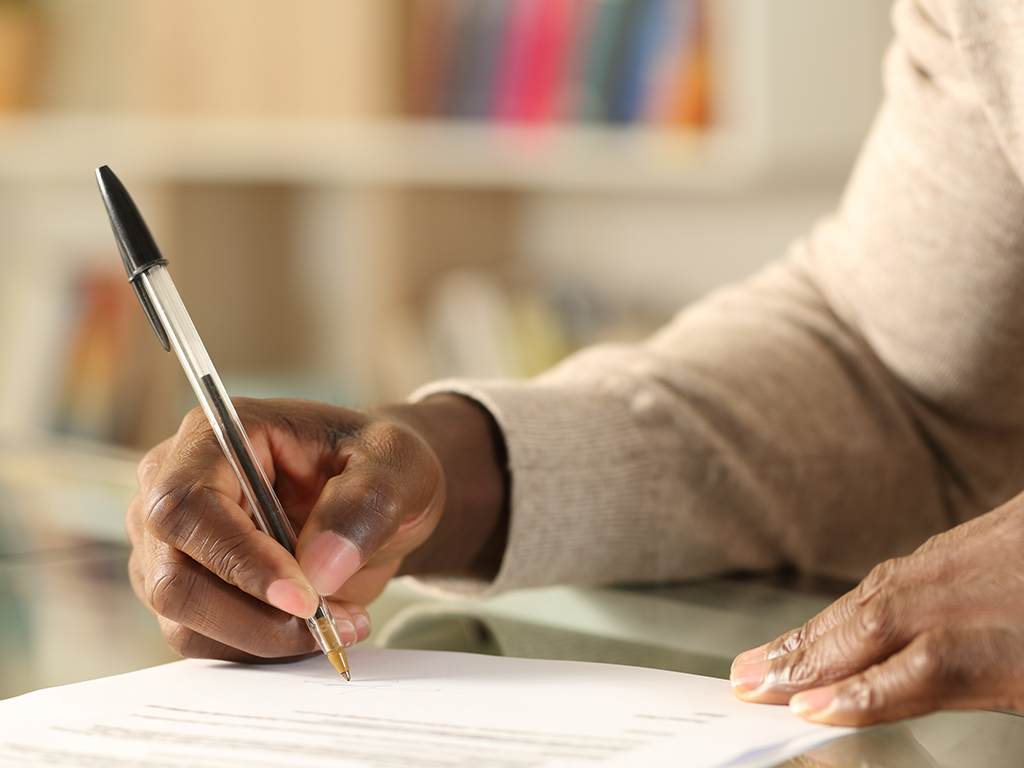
[0, 0, 892, 448]
[0, 115, 756, 192]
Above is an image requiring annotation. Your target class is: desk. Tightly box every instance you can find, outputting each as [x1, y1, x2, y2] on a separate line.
[2, 439, 1021, 767]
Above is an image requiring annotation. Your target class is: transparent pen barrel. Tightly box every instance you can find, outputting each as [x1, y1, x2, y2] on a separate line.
[307, 598, 344, 652]
[138, 265, 299, 553]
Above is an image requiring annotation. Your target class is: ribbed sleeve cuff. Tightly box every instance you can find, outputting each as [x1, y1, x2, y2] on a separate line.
[409, 377, 670, 599]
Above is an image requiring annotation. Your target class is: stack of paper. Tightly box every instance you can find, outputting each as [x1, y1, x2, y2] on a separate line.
[0, 648, 851, 767]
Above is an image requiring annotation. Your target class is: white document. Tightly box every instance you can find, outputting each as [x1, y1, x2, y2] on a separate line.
[0, 648, 852, 767]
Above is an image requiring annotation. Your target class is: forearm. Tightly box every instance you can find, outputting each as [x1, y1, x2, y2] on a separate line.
[400, 0, 1024, 597]
[476, 259, 952, 586]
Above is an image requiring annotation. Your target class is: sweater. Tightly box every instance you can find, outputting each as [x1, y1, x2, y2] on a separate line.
[412, 0, 1024, 597]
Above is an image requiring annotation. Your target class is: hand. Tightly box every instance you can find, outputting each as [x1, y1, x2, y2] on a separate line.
[126, 394, 507, 663]
[729, 491, 1024, 725]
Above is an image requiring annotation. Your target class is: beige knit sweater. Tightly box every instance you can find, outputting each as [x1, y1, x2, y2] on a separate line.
[413, 0, 1024, 596]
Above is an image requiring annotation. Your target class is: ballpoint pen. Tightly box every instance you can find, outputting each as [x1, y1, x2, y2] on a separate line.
[95, 165, 350, 680]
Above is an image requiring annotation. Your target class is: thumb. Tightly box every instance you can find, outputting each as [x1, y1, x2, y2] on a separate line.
[296, 425, 444, 596]
[790, 627, 1024, 726]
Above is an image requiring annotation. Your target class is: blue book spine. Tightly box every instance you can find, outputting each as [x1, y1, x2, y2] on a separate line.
[608, 0, 669, 124]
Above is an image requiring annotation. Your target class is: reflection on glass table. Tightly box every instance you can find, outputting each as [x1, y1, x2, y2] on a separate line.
[0, 438, 179, 698]
[2, 438, 1022, 767]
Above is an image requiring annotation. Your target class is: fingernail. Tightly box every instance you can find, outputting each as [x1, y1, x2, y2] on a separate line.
[352, 612, 372, 641]
[301, 532, 362, 596]
[730, 659, 772, 694]
[336, 618, 359, 648]
[266, 578, 318, 618]
[790, 686, 837, 719]
[731, 643, 769, 671]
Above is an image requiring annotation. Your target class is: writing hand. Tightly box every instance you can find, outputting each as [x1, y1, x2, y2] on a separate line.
[729, 493, 1024, 725]
[126, 394, 507, 663]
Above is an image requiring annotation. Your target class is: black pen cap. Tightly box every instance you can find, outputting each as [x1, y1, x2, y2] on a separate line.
[95, 165, 171, 350]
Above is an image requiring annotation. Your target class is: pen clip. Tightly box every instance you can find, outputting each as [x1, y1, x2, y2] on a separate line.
[126, 263, 171, 352]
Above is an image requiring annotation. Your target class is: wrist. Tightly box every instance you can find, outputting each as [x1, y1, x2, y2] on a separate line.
[378, 394, 509, 579]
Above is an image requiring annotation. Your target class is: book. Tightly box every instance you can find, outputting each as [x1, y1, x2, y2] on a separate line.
[451, 0, 511, 118]
[402, 0, 710, 129]
[518, 0, 580, 122]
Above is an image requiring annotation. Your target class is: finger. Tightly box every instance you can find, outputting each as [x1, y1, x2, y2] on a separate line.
[136, 436, 175, 495]
[333, 560, 404, 607]
[144, 541, 326, 658]
[143, 537, 369, 659]
[297, 422, 443, 596]
[732, 577, 1012, 703]
[326, 599, 373, 644]
[128, 538, 156, 618]
[156, 614, 316, 665]
[733, 585, 931, 703]
[789, 627, 1024, 726]
[735, 547, 974, 671]
[229, 398, 366, 515]
[731, 567, 897, 672]
[144, 411, 319, 618]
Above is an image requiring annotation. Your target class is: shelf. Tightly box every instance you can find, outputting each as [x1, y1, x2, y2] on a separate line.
[0, 113, 765, 193]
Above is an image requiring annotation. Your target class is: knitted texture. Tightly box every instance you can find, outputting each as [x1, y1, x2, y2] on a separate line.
[412, 0, 1024, 596]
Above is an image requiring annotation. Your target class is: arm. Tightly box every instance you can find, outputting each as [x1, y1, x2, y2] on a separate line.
[723, 0, 1024, 724]
[409, 0, 1024, 598]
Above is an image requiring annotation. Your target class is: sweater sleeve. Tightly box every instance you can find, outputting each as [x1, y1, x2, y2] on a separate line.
[410, 0, 1024, 598]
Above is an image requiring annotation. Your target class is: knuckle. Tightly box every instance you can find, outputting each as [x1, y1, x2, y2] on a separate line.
[146, 557, 201, 621]
[324, 477, 406, 555]
[775, 651, 816, 688]
[136, 449, 162, 489]
[125, 497, 145, 544]
[777, 626, 807, 656]
[859, 558, 899, 598]
[206, 531, 258, 589]
[179, 405, 210, 433]
[909, 632, 944, 678]
[232, 399, 272, 434]
[846, 676, 884, 715]
[915, 527, 952, 554]
[855, 594, 903, 649]
[144, 478, 205, 543]
[127, 549, 151, 609]
[906, 629, 970, 689]
[346, 480, 404, 526]
[365, 422, 420, 470]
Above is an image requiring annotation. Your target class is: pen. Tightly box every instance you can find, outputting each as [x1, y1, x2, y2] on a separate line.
[95, 165, 351, 680]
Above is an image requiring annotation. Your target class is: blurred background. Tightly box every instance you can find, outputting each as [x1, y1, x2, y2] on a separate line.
[0, 0, 892, 697]
[0, 0, 893, 449]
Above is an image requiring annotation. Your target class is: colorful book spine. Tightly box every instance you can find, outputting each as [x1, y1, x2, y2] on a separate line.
[454, 0, 511, 118]
[404, 0, 711, 129]
[609, 0, 670, 124]
[491, 0, 543, 120]
[518, 0, 579, 122]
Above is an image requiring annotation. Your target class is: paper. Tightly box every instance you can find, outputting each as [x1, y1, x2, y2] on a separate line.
[0, 649, 851, 767]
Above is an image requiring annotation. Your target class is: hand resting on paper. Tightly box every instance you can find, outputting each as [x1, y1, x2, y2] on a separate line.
[126, 394, 507, 663]
[730, 491, 1024, 725]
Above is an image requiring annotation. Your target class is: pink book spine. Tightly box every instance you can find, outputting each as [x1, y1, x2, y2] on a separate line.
[519, 0, 579, 122]
[491, 0, 542, 120]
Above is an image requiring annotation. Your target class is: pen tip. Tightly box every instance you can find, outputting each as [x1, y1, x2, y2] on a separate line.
[327, 648, 351, 681]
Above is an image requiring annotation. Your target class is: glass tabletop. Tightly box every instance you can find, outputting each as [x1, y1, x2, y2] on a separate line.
[2, 438, 1022, 767]
[366, 578, 1024, 768]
